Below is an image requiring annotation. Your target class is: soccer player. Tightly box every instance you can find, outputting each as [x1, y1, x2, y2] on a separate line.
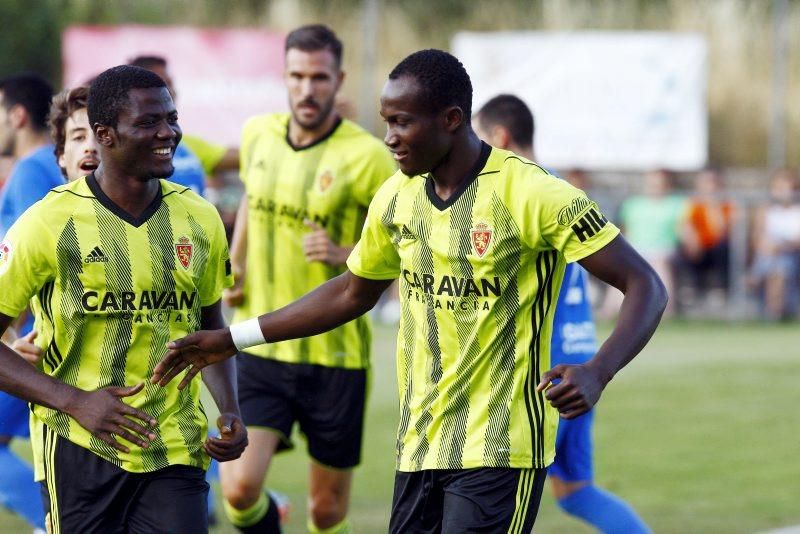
[218, 24, 394, 534]
[154, 49, 668, 532]
[475, 94, 651, 533]
[0, 73, 61, 533]
[0, 65, 247, 532]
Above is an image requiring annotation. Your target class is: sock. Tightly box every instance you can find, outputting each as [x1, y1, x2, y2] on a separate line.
[307, 517, 353, 534]
[224, 492, 281, 533]
[557, 485, 651, 534]
[0, 444, 45, 529]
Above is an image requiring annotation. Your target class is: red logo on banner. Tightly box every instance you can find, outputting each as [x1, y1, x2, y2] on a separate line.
[470, 223, 493, 257]
[175, 236, 193, 269]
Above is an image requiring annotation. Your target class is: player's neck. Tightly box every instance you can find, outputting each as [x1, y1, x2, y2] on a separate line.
[429, 132, 484, 201]
[287, 113, 340, 149]
[93, 165, 161, 219]
[13, 128, 50, 159]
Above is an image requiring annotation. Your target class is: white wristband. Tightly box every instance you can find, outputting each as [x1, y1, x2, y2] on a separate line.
[229, 318, 267, 351]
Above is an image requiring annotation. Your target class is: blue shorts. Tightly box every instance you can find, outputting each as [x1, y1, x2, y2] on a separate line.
[0, 391, 30, 437]
[548, 408, 594, 483]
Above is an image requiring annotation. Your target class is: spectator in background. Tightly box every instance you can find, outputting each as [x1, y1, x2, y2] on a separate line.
[128, 55, 239, 196]
[677, 167, 734, 305]
[605, 169, 684, 317]
[748, 168, 800, 320]
[0, 72, 59, 534]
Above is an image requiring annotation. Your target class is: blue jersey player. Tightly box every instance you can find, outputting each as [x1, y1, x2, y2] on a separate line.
[475, 94, 650, 533]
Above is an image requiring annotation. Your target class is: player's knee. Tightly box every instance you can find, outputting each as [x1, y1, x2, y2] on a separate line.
[222, 478, 263, 510]
[309, 493, 345, 529]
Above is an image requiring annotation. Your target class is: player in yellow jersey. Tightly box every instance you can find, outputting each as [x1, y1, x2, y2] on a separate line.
[155, 49, 667, 532]
[218, 24, 394, 534]
[0, 65, 247, 533]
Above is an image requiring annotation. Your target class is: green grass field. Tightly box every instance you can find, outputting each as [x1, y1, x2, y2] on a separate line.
[2, 320, 798, 533]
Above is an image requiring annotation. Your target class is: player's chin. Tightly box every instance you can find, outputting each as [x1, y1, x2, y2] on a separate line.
[150, 164, 175, 180]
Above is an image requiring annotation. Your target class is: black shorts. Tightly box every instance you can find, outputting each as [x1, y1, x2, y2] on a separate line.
[390, 467, 547, 533]
[41, 426, 208, 534]
[237, 351, 367, 469]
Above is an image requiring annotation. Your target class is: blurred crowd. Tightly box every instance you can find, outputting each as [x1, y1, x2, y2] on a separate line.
[578, 166, 800, 322]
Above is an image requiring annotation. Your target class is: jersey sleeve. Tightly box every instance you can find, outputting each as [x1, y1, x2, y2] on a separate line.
[350, 143, 396, 208]
[346, 181, 402, 280]
[0, 206, 54, 318]
[535, 177, 620, 263]
[198, 212, 234, 306]
[181, 134, 227, 176]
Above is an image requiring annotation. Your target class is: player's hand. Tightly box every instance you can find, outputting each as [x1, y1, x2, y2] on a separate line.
[223, 266, 246, 307]
[11, 330, 43, 365]
[153, 329, 237, 390]
[65, 383, 158, 453]
[536, 364, 606, 420]
[303, 219, 346, 266]
[204, 413, 248, 462]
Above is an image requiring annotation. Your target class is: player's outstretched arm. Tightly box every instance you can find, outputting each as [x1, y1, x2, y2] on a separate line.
[199, 300, 248, 461]
[153, 271, 392, 389]
[537, 235, 667, 419]
[0, 313, 158, 453]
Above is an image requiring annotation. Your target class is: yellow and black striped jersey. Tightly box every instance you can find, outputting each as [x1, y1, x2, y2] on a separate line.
[234, 113, 395, 369]
[347, 144, 619, 471]
[0, 174, 233, 473]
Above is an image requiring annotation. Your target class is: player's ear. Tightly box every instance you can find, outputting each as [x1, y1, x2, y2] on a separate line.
[94, 124, 115, 148]
[442, 106, 464, 133]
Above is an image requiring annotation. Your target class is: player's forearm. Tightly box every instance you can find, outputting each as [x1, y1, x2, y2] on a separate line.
[0, 343, 84, 413]
[255, 271, 378, 343]
[587, 270, 667, 384]
[201, 359, 240, 416]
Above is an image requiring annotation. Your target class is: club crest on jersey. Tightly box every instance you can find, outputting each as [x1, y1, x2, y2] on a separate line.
[470, 222, 493, 257]
[0, 241, 10, 273]
[175, 236, 193, 269]
[318, 170, 334, 192]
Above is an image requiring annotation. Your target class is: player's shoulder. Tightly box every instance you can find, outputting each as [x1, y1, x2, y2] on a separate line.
[242, 112, 287, 141]
[333, 119, 388, 153]
[485, 147, 553, 182]
[160, 180, 217, 216]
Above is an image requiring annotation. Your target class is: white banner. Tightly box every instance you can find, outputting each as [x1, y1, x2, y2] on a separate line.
[453, 31, 707, 171]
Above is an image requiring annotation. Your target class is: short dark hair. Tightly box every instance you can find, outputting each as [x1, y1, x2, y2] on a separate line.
[388, 49, 472, 120]
[0, 74, 53, 131]
[285, 24, 343, 67]
[87, 65, 166, 129]
[128, 55, 168, 71]
[477, 94, 534, 148]
[49, 86, 89, 161]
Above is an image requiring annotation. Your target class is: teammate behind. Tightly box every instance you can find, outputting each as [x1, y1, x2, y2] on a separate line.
[0, 65, 246, 532]
[219, 24, 395, 534]
[475, 94, 651, 533]
[154, 49, 667, 531]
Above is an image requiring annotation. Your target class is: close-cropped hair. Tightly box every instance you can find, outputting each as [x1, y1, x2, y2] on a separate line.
[285, 24, 343, 67]
[128, 55, 168, 71]
[0, 73, 53, 131]
[388, 49, 473, 119]
[87, 65, 167, 129]
[477, 94, 534, 148]
[49, 85, 90, 159]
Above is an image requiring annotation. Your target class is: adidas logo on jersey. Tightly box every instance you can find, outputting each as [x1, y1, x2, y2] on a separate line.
[400, 225, 416, 240]
[84, 246, 109, 263]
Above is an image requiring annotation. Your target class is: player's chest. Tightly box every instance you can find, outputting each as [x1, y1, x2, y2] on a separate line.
[56, 218, 205, 295]
[246, 151, 354, 216]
